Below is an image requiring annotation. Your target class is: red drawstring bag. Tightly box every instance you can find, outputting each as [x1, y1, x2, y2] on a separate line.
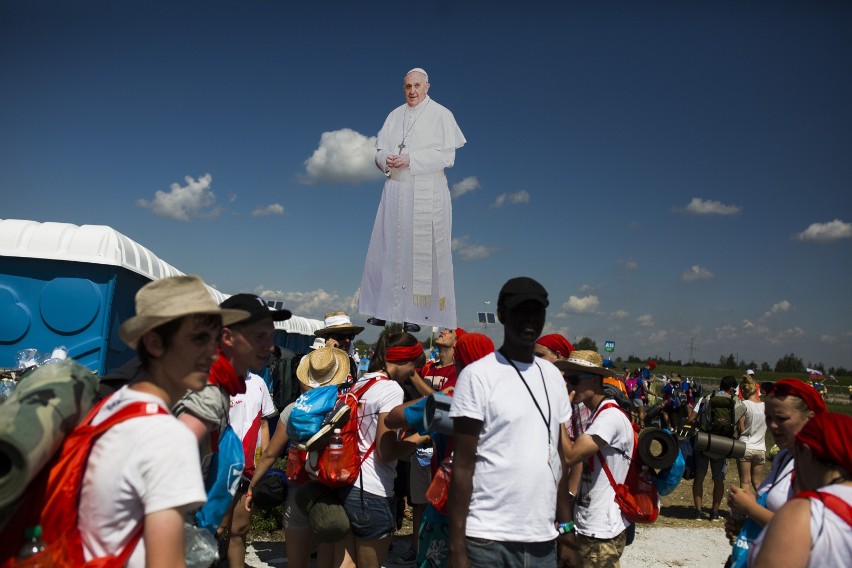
[305, 377, 384, 487]
[593, 402, 660, 524]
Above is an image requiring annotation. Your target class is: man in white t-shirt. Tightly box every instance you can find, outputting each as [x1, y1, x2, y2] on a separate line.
[557, 350, 635, 568]
[449, 277, 572, 568]
[220, 372, 278, 567]
[80, 275, 250, 566]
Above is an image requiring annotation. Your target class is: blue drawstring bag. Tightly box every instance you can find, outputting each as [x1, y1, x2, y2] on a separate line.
[286, 384, 340, 444]
[680, 435, 696, 480]
[196, 424, 245, 533]
[653, 448, 685, 496]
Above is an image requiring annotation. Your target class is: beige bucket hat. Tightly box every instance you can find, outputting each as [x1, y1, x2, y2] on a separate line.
[119, 275, 249, 349]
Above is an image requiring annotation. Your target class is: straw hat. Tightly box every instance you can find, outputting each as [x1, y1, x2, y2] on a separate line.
[553, 350, 609, 377]
[119, 275, 250, 349]
[314, 311, 364, 338]
[296, 347, 350, 388]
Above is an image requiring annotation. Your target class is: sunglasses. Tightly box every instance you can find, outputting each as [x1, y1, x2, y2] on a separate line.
[328, 333, 356, 341]
[564, 373, 600, 386]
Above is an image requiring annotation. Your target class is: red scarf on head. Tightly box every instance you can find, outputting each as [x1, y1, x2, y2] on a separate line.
[796, 412, 852, 473]
[536, 334, 574, 359]
[386, 344, 424, 363]
[455, 333, 495, 367]
[775, 378, 827, 415]
[208, 348, 246, 396]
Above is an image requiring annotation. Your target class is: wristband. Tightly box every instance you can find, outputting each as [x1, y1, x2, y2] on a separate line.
[245, 491, 253, 497]
[557, 522, 574, 535]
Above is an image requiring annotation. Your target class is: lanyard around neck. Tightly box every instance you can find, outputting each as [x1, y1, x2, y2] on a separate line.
[499, 349, 551, 436]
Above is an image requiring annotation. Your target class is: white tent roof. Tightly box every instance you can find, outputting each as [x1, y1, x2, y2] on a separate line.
[0, 219, 322, 334]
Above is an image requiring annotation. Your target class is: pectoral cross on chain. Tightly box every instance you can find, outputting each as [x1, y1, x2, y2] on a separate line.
[397, 141, 406, 155]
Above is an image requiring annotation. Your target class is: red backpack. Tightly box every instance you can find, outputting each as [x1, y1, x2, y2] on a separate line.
[591, 402, 660, 524]
[304, 376, 385, 487]
[0, 396, 168, 567]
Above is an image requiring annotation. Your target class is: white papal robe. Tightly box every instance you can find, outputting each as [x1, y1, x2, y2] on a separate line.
[358, 96, 466, 329]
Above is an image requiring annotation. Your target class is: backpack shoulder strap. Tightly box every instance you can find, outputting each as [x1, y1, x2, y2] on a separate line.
[794, 490, 852, 527]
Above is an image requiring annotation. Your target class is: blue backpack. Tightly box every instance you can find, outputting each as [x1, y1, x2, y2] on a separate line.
[286, 384, 340, 446]
[195, 424, 245, 533]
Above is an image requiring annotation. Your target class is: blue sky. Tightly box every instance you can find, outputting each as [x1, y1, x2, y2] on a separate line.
[2, 1, 851, 369]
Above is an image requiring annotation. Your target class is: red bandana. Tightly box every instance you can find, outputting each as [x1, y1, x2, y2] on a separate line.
[536, 334, 574, 359]
[771, 378, 827, 415]
[386, 344, 424, 363]
[208, 348, 246, 396]
[455, 333, 495, 367]
[796, 412, 852, 473]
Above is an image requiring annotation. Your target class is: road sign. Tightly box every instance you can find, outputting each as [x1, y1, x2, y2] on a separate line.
[604, 340, 615, 352]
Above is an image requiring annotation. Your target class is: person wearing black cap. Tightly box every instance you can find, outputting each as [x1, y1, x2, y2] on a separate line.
[174, 292, 291, 548]
[448, 277, 572, 568]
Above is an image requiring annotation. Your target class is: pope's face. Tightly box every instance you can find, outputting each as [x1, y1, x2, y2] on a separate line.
[403, 72, 429, 107]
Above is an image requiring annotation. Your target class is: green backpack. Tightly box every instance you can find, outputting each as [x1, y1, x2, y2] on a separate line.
[701, 394, 737, 438]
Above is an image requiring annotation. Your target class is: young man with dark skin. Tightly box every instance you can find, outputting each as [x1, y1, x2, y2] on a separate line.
[448, 277, 571, 568]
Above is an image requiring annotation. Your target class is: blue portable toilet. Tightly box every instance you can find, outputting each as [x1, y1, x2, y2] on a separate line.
[0, 219, 321, 375]
[0, 219, 208, 374]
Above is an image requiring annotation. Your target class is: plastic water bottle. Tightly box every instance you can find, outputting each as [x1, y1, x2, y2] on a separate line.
[327, 429, 346, 481]
[328, 429, 344, 459]
[18, 525, 46, 560]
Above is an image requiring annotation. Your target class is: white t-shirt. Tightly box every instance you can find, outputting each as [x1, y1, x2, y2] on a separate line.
[738, 399, 767, 451]
[353, 372, 404, 496]
[229, 372, 277, 477]
[79, 386, 206, 567]
[757, 449, 795, 513]
[749, 484, 852, 567]
[449, 351, 571, 542]
[575, 400, 635, 539]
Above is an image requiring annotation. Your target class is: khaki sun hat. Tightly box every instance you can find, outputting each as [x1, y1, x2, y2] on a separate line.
[296, 346, 350, 388]
[313, 311, 364, 338]
[553, 350, 609, 377]
[119, 275, 250, 349]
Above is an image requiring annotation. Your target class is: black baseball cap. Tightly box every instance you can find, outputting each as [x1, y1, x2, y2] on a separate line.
[498, 277, 549, 309]
[220, 293, 291, 324]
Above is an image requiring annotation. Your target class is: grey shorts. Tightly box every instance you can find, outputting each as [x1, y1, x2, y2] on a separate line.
[694, 452, 727, 481]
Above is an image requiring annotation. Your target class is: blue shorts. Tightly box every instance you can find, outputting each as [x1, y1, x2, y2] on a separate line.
[339, 486, 396, 540]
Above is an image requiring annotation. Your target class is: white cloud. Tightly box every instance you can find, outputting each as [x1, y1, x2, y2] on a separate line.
[762, 300, 791, 319]
[682, 265, 714, 282]
[255, 287, 356, 317]
[637, 314, 654, 327]
[579, 284, 594, 293]
[251, 203, 284, 217]
[302, 128, 384, 184]
[136, 173, 220, 221]
[611, 309, 629, 319]
[451, 236, 498, 261]
[451, 176, 480, 199]
[681, 197, 741, 216]
[491, 190, 530, 208]
[618, 259, 639, 271]
[562, 295, 599, 314]
[795, 219, 852, 242]
[820, 334, 837, 344]
[649, 330, 668, 343]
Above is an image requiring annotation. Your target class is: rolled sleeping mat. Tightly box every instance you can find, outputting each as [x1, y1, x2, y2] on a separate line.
[693, 432, 746, 460]
[0, 359, 99, 509]
[637, 427, 679, 470]
[423, 393, 454, 435]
